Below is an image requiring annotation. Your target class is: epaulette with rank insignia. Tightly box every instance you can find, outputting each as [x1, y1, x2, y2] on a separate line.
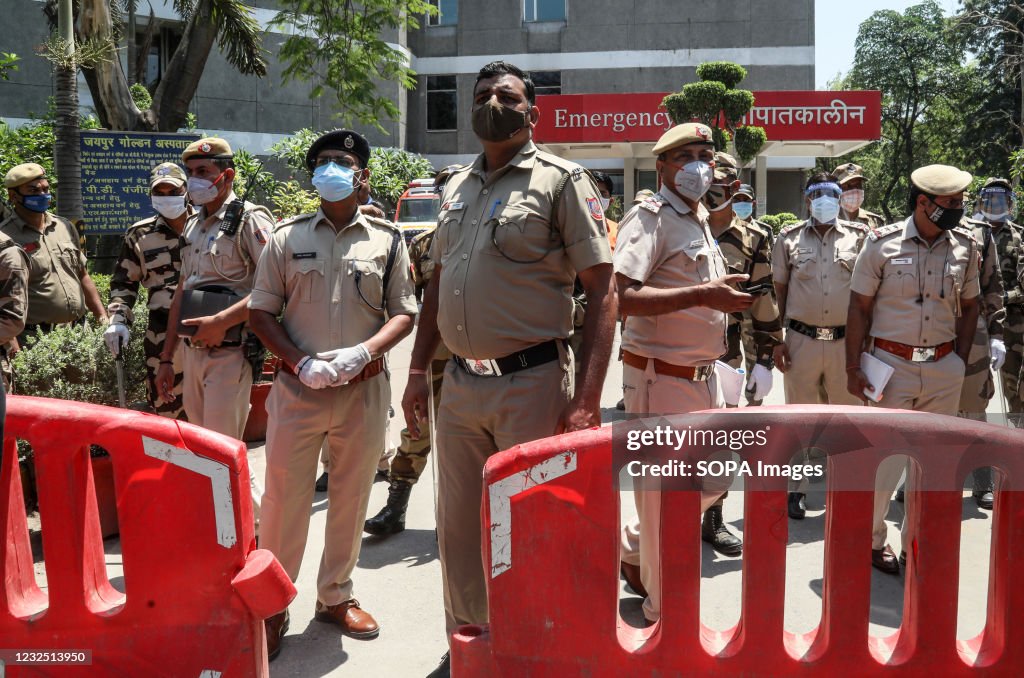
[272, 212, 314, 233]
[778, 220, 805, 236]
[364, 215, 402, 234]
[952, 225, 978, 244]
[867, 223, 901, 241]
[841, 219, 869, 232]
[639, 195, 664, 214]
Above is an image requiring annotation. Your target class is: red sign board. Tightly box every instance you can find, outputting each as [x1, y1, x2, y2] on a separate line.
[534, 90, 882, 144]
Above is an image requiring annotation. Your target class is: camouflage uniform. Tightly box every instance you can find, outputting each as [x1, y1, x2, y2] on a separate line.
[0, 233, 29, 390]
[992, 220, 1024, 419]
[841, 207, 885, 232]
[108, 214, 187, 419]
[387, 228, 450, 485]
[715, 216, 783, 405]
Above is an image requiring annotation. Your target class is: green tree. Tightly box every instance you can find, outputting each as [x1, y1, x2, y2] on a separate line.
[0, 52, 19, 80]
[661, 61, 767, 163]
[272, 0, 436, 131]
[847, 1, 966, 221]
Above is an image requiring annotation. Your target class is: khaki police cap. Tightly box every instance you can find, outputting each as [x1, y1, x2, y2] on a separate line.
[832, 162, 866, 186]
[735, 184, 755, 199]
[4, 163, 46, 189]
[910, 164, 973, 196]
[652, 123, 714, 156]
[181, 137, 233, 163]
[633, 189, 655, 204]
[714, 151, 738, 181]
[150, 162, 187, 189]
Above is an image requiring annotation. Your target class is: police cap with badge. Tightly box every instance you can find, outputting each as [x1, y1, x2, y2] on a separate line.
[305, 130, 371, 173]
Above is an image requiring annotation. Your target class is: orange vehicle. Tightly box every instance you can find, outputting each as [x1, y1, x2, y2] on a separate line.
[393, 178, 441, 244]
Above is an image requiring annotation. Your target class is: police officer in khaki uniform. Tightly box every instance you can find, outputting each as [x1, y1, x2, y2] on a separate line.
[847, 164, 981, 575]
[252, 130, 418, 659]
[156, 138, 275, 530]
[615, 123, 755, 623]
[833, 162, 885, 231]
[104, 162, 190, 419]
[1, 163, 108, 341]
[401, 61, 617, 678]
[0, 224, 29, 392]
[772, 173, 869, 519]
[705, 153, 781, 406]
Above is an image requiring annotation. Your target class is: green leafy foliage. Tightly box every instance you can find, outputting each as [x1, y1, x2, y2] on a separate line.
[675, 81, 727, 126]
[272, 181, 321, 220]
[129, 82, 152, 110]
[735, 126, 768, 164]
[269, 128, 322, 179]
[233, 149, 278, 206]
[272, 0, 437, 132]
[661, 93, 697, 127]
[368, 147, 434, 208]
[760, 212, 801, 234]
[696, 61, 747, 89]
[0, 52, 19, 81]
[722, 90, 755, 126]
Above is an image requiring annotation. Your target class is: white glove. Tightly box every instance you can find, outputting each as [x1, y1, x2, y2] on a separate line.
[103, 323, 130, 356]
[745, 363, 773, 402]
[298, 358, 338, 390]
[316, 343, 372, 385]
[990, 338, 1007, 371]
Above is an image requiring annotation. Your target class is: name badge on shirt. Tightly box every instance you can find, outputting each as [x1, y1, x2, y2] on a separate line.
[292, 252, 317, 259]
[446, 202, 465, 211]
[689, 238, 705, 249]
[796, 247, 813, 255]
[891, 257, 913, 265]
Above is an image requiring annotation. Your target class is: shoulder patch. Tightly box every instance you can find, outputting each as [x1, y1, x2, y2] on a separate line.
[639, 196, 664, 214]
[953, 225, 978, 244]
[867, 223, 901, 241]
[365, 215, 401, 232]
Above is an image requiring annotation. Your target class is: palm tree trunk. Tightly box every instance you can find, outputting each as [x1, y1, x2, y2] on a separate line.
[54, 0, 83, 225]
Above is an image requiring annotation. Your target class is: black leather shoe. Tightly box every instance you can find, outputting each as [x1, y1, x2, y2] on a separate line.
[314, 471, 328, 493]
[620, 561, 647, 598]
[426, 651, 450, 678]
[899, 551, 907, 568]
[265, 609, 289, 661]
[701, 505, 743, 556]
[364, 480, 412, 536]
[616, 398, 625, 411]
[788, 492, 806, 520]
[895, 484, 905, 503]
[973, 491, 994, 510]
[871, 545, 900, 575]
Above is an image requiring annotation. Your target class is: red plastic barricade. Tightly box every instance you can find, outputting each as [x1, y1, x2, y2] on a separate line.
[0, 396, 296, 677]
[453, 405, 1024, 676]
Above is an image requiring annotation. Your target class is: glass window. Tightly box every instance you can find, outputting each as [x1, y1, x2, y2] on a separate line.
[524, 0, 566, 22]
[397, 196, 441, 223]
[428, 0, 458, 26]
[427, 75, 458, 131]
[532, 71, 561, 96]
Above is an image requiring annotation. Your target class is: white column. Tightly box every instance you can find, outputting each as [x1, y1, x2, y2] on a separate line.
[623, 155, 636, 208]
[756, 154, 769, 216]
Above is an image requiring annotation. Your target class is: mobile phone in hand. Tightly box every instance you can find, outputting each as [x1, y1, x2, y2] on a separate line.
[742, 283, 772, 295]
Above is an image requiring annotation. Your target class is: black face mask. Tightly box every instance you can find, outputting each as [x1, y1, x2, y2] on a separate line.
[471, 97, 530, 142]
[925, 196, 964, 231]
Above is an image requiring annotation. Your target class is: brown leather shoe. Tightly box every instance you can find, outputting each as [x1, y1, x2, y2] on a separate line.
[871, 545, 900, 575]
[620, 561, 648, 598]
[314, 599, 380, 638]
[265, 610, 289, 661]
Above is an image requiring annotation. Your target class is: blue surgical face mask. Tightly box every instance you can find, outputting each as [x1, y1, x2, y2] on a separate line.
[20, 192, 52, 213]
[733, 201, 753, 220]
[312, 162, 359, 203]
[809, 195, 840, 224]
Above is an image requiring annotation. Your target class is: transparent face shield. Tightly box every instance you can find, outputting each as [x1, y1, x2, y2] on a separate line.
[979, 188, 1014, 222]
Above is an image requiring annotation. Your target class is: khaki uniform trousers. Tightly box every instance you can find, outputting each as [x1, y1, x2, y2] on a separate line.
[869, 348, 965, 552]
[181, 344, 262, 525]
[260, 370, 389, 606]
[436, 353, 572, 636]
[782, 330, 862, 492]
[619, 362, 725, 622]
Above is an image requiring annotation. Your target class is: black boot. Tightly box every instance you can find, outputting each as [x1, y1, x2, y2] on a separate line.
[972, 466, 994, 509]
[701, 504, 743, 556]
[426, 652, 450, 678]
[895, 483, 905, 503]
[787, 492, 806, 519]
[364, 480, 413, 536]
[314, 471, 328, 492]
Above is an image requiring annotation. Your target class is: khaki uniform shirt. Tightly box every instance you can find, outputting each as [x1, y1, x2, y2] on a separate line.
[841, 207, 885, 231]
[180, 192, 274, 298]
[250, 209, 418, 358]
[0, 212, 87, 325]
[108, 213, 188, 325]
[711, 215, 783, 360]
[773, 218, 869, 328]
[851, 217, 981, 346]
[614, 190, 728, 366]
[0, 234, 29, 346]
[429, 141, 612, 359]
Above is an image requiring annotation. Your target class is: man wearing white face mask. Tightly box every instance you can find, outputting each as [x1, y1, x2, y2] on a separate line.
[615, 123, 755, 624]
[772, 173, 869, 520]
[251, 129, 418, 658]
[832, 162, 885, 232]
[105, 162, 191, 419]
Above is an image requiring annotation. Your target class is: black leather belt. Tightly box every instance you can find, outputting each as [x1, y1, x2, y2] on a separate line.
[23, 316, 87, 336]
[453, 340, 561, 377]
[788, 319, 846, 341]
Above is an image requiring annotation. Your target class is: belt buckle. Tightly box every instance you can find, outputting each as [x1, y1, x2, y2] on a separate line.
[695, 365, 714, 381]
[815, 327, 835, 341]
[465, 357, 502, 377]
[911, 347, 935, 362]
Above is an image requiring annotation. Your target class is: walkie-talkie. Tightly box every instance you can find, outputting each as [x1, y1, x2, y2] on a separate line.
[219, 160, 263, 237]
